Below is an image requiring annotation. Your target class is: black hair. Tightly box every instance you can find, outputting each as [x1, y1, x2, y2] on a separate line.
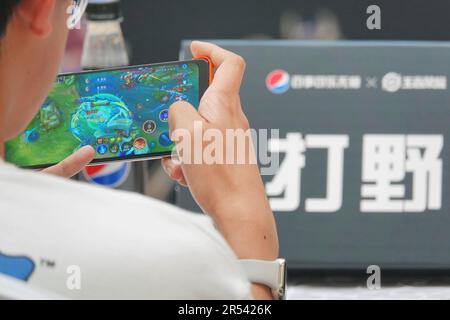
[0, 0, 21, 38]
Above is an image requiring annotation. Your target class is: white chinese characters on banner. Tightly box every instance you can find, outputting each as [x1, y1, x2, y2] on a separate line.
[266, 133, 306, 212]
[361, 135, 443, 212]
[266, 133, 443, 214]
[266, 133, 349, 212]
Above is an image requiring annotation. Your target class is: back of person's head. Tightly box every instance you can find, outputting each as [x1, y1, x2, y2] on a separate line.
[0, 0, 71, 140]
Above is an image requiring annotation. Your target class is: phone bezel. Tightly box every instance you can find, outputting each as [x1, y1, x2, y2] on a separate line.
[11, 59, 211, 169]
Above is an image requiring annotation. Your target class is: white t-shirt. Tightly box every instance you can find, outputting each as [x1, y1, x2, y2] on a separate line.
[0, 160, 252, 299]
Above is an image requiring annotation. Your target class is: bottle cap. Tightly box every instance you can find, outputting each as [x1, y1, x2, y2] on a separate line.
[86, 0, 122, 21]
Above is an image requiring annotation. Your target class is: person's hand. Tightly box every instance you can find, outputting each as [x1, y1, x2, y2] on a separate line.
[162, 41, 278, 299]
[162, 41, 263, 218]
[162, 41, 278, 253]
[42, 145, 95, 178]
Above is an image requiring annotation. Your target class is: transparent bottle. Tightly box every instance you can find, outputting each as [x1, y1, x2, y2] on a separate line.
[79, 0, 149, 193]
[81, 0, 129, 69]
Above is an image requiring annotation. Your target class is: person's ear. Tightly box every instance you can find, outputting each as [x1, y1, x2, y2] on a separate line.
[16, 0, 56, 38]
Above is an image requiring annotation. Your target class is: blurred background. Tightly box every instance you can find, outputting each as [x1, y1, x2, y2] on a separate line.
[64, 0, 450, 69]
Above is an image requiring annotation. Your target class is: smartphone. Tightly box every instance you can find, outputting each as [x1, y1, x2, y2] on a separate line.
[5, 59, 212, 169]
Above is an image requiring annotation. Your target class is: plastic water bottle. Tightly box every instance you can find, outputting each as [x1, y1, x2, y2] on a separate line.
[79, 0, 148, 193]
[81, 0, 129, 69]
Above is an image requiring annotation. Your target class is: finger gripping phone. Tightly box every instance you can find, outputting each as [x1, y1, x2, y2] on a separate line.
[6, 59, 212, 169]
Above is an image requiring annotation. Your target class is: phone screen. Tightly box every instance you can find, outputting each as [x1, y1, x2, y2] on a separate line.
[6, 60, 210, 168]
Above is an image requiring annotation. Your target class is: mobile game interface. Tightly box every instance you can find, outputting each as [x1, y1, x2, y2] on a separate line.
[6, 62, 201, 168]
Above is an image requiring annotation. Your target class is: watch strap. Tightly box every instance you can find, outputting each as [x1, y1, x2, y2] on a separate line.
[239, 258, 286, 300]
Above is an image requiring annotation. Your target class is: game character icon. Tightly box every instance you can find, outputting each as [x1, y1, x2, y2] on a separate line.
[133, 137, 150, 155]
[121, 72, 136, 89]
[40, 102, 62, 132]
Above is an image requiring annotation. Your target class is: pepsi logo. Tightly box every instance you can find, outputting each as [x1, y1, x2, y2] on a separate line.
[83, 163, 130, 188]
[266, 70, 290, 94]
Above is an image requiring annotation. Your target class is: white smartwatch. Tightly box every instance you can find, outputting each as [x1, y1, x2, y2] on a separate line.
[239, 258, 287, 300]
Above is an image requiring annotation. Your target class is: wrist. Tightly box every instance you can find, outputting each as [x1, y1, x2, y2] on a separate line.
[208, 193, 279, 261]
